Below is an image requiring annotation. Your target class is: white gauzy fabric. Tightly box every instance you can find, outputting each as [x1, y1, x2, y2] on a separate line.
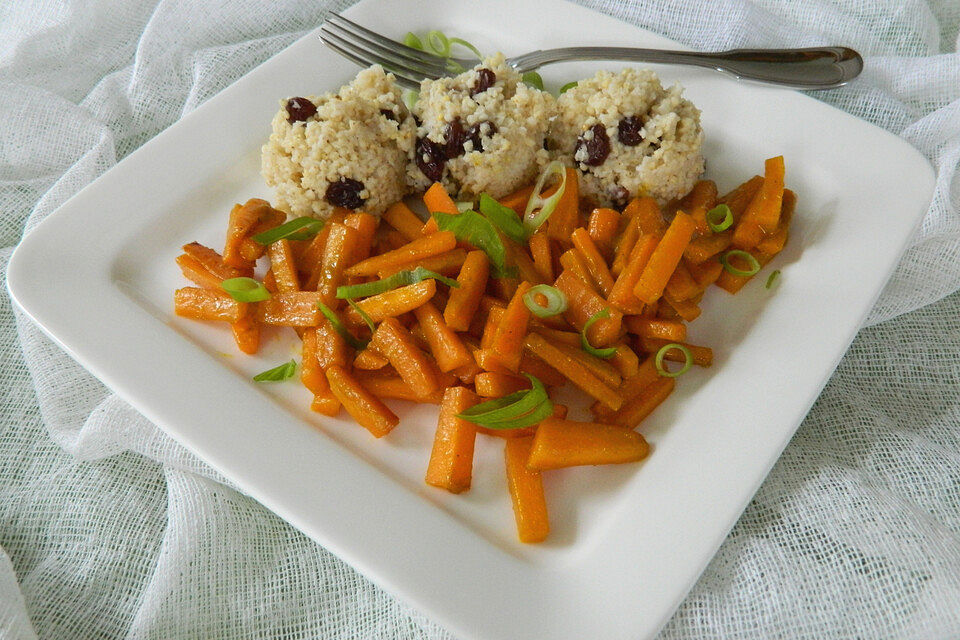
[1, 0, 958, 638]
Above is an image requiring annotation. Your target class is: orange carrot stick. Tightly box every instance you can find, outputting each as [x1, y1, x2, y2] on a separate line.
[344, 279, 436, 325]
[425, 387, 479, 493]
[353, 347, 389, 370]
[686, 258, 724, 289]
[504, 236, 545, 285]
[344, 212, 378, 263]
[353, 371, 445, 404]
[554, 269, 623, 347]
[623, 197, 665, 235]
[181, 242, 250, 279]
[474, 371, 531, 397]
[587, 207, 621, 260]
[624, 317, 687, 342]
[528, 231, 554, 282]
[679, 180, 718, 235]
[421, 183, 459, 234]
[755, 189, 796, 255]
[267, 239, 300, 293]
[633, 210, 697, 304]
[546, 167, 579, 242]
[607, 233, 658, 314]
[478, 281, 533, 373]
[377, 248, 468, 278]
[743, 155, 786, 237]
[345, 232, 456, 277]
[610, 216, 640, 277]
[499, 183, 536, 216]
[316, 223, 360, 307]
[370, 317, 442, 396]
[609, 342, 640, 379]
[524, 333, 622, 410]
[444, 250, 490, 331]
[601, 377, 675, 430]
[383, 201, 424, 241]
[571, 227, 615, 296]
[223, 199, 281, 269]
[300, 328, 329, 395]
[229, 316, 260, 355]
[326, 365, 399, 438]
[527, 418, 650, 470]
[174, 288, 246, 323]
[661, 292, 702, 322]
[414, 302, 473, 372]
[504, 436, 549, 543]
[176, 254, 224, 290]
[255, 291, 322, 326]
[559, 248, 593, 286]
[554, 342, 622, 388]
[638, 337, 713, 366]
[310, 393, 341, 417]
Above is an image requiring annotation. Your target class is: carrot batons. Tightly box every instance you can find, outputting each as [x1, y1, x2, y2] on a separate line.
[425, 387, 479, 493]
[528, 231, 554, 283]
[229, 316, 260, 355]
[679, 180, 718, 235]
[623, 197, 665, 236]
[610, 217, 640, 277]
[383, 201, 424, 241]
[524, 333, 622, 411]
[733, 156, 786, 249]
[176, 254, 225, 290]
[421, 182, 459, 234]
[607, 233, 658, 314]
[353, 372, 445, 404]
[504, 437, 550, 543]
[587, 207, 621, 260]
[379, 248, 468, 278]
[624, 317, 687, 342]
[346, 231, 456, 278]
[413, 302, 473, 372]
[527, 418, 650, 470]
[601, 377, 675, 430]
[474, 372, 530, 397]
[478, 281, 533, 373]
[255, 291, 322, 326]
[633, 211, 697, 305]
[345, 280, 436, 325]
[553, 270, 623, 347]
[571, 227, 615, 296]
[174, 287, 246, 323]
[267, 239, 300, 293]
[444, 250, 490, 331]
[223, 199, 283, 269]
[545, 167, 579, 242]
[370, 317, 442, 397]
[326, 365, 398, 438]
[638, 337, 713, 367]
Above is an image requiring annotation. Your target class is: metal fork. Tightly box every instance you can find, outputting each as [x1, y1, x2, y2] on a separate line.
[319, 13, 862, 91]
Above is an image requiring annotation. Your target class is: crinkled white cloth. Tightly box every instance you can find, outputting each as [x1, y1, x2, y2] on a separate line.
[2, 0, 959, 638]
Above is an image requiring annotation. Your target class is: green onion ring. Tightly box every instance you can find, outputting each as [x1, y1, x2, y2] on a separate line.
[318, 302, 369, 351]
[522, 284, 568, 318]
[521, 71, 545, 90]
[580, 309, 616, 359]
[425, 30, 451, 57]
[220, 277, 271, 302]
[449, 37, 483, 60]
[252, 217, 324, 244]
[766, 269, 781, 290]
[655, 343, 693, 378]
[706, 204, 733, 233]
[402, 89, 419, 111]
[403, 32, 424, 50]
[336, 266, 459, 300]
[523, 160, 568, 235]
[253, 359, 297, 382]
[559, 81, 578, 94]
[720, 250, 761, 277]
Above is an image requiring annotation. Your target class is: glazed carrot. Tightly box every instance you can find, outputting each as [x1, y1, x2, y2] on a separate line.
[353, 371, 445, 404]
[553, 270, 623, 347]
[310, 393, 341, 417]
[267, 239, 300, 293]
[638, 337, 713, 366]
[300, 224, 334, 285]
[527, 418, 650, 470]
[474, 371, 531, 397]
[300, 328, 329, 395]
[414, 302, 473, 372]
[176, 254, 224, 290]
[353, 347, 389, 370]
[559, 248, 593, 286]
[316, 223, 360, 307]
[316, 317, 349, 368]
[421, 182, 459, 234]
[601, 377, 676, 430]
[479, 306, 505, 350]
[467, 295, 506, 338]
[546, 167, 579, 242]
[345, 231, 456, 277]
[181, 242, 250, 279]
[528, 231, 554, 282]
[756, 189, 796, 255]
[489, 275, 519, 302]
[499, 183, 536, 215]
[504, 437, 549, 543]
[744, 155, 786, 237]
[378, 248, 468, 278]
[370, 317, 442, 396]
[608, 233, 658, 314]
[524, 333, 622, 410]
[529, 325, 580, 347]
[425, 387, 479, 493]
[238, 210, 287, 264]
[623, 197, 665, 235]
[610, 216, 640, 277]
[720, 174, 765, 216]
[554, 342, 622, 388]
[504, 237, 545, 285]
[444, 250, 490, 331]
[686, 258, 724, 289]
[255, 291, 322, 326]
[592, 354, 660, 420]
[344, 212, 378, 263]
[223, 199, 275, 268]
[679, 180, 718, 235]
[683, 231, 732, 264]
[326, 365, 399, 438]
[714, 250, 774, 294]
[609, 342, 640, 379]
[383, 201, 424, 241]
[174, 288, 246, 323]
[377, 228, 409, 253]
[262, 270, 278, 294]
[624, 317, 687, 342]
[344, 280, 436, 325]
[587, 207, 621, 260]
[633, 210, 697, 304]
[478, 281, 533, 373]
[518, 352, 568, 387]
[661, 292, 702, 322]
[229, 316, 260, 355]
[571, 228, 615, 296]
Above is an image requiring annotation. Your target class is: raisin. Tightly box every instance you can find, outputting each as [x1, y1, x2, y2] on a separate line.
[444, 119, 468, 158]
[470, 68, 496, 97]
[618, 116, 644, 146]
[415, 136, 446, 182]
[609, 185, 630, 208]
[575, 124, 611, 167]
[380, 108, 398, 122]
[325, 178, 366, 210]
[285, 97, 316, 123]
[467, 121, 497, 152]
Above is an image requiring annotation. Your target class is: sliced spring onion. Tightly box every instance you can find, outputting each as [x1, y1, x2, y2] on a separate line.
[252, 217, 324, 244]
[478, 193, 525, 244]
[581, 309, 617, 359]
[336, 266, 459, 300]
[403, 32, 424, 50]
[318, 302, 369, 351]
[449, 37, 483, 60]
[220, 277, 271, 302]
[253, 359, 296, 382]
[655, 343, 693, 378]
[559, 81, 578, 94]
[720, 250, 761, 277]
[523, 160, 567, 236]
[706, 204, 733, 233]
[425, 29, 451, 57]
[456, 374, 553, 429]
[347, 298, 376, 334]
[522, 71, 545, 90]
[522, 284, 568, 318]
[432, 210, 517, 278]
[456, 200, 474, 213]
[766, 269, 781, 290]
[402, 89, 419, 111]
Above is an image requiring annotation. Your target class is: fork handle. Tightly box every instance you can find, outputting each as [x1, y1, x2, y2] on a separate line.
[512, 46, 863, 90]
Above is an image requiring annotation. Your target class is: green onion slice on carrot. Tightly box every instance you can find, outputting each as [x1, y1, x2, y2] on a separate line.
[221, 277, 271, 302]
[456, 374, 553, 429]
[522, 284, 568, 318]
[336, 266, 459, 300]
[580, 309, 617, 359]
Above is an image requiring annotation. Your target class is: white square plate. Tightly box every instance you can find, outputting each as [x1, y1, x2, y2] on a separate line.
[7, 0, 934, 638]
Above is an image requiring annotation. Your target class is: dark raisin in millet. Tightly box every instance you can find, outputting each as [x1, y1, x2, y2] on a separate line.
[325, 178, 366, 210]
[285, 97, 317, 123]
[467, 121, 497, 152]
[444, 119, 468, 158]
[617, 115, 644, 146]
[413, 115, 422, 127]
[575, 124, 611, 167]
[380, 108, 398, 122]
[609, 185, 630, 208]
[415, 136, 446, 182]
[470, 68, 496, 97]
